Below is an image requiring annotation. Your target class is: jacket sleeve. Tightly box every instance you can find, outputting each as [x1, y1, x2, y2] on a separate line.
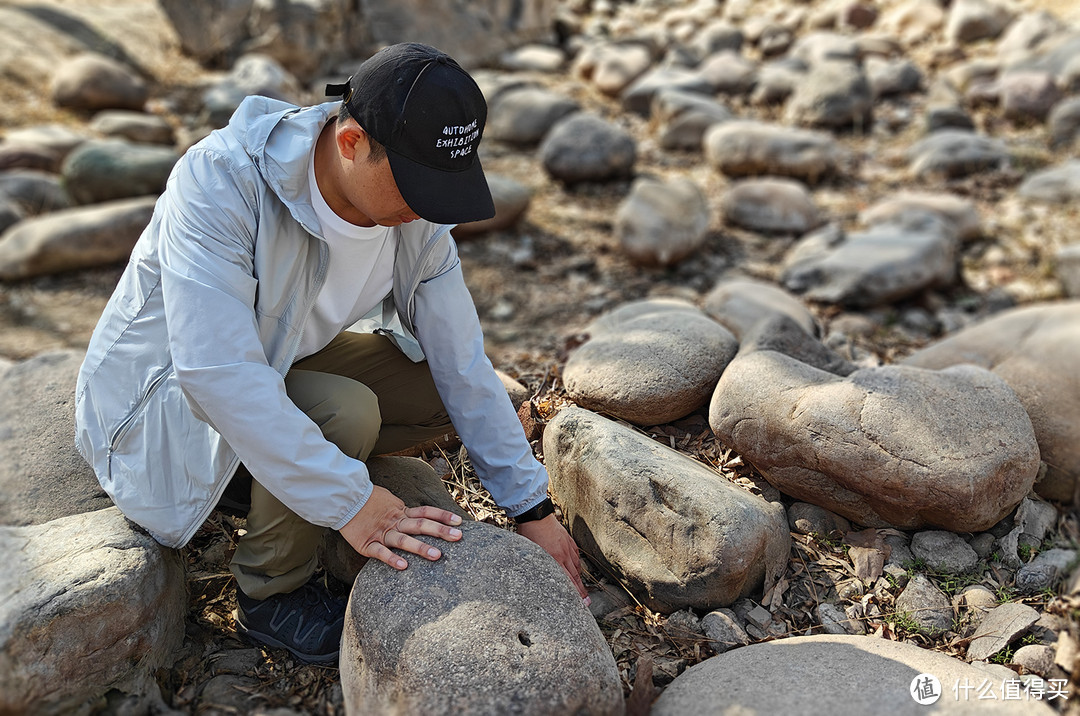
[410, 251, 550, 517]
[156, 147, 372, 530]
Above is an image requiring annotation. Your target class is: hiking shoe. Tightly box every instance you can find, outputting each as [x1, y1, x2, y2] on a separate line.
[234, 581, 347, 665]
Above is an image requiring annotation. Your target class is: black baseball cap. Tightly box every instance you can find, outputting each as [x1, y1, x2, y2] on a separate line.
[326, 43, 495, 225]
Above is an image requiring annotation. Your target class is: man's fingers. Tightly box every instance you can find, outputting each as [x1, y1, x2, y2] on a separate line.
[384, 530, 443, 561]
[363, 541, 408, 570]
[404, 505, 463, 526]
[396, 515, 464, 541]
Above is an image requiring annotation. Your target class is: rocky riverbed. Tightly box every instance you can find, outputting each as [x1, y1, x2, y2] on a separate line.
[2, 0, 1080, 714]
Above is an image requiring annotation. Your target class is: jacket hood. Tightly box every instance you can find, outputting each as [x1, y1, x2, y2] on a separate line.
[226, 96, 340, 233]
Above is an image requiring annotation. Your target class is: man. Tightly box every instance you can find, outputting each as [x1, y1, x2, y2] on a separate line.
[74, 43, 586, 665]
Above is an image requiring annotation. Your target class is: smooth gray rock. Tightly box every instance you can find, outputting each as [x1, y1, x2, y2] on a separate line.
[0, 170, 71, 215]
[0, 196, 156, 280]
[860, 192, 981, 242]
[721, 178, 819, 235]
[2, 125, 87, 160]
[967, 603, 1040, 661]
[710, 354, 1040, 532]
[539, 113, 636, 184]
[926, 104, 977, 133]
[453, 174, 531, 237]
[575, 41, 653, 96]
[487, 87, 579, 145]
[816, 602, 862, 635]
[947, 0, 1013, 44]
[653, 88, 734, 150]
[903, 303, 1080, 503]
[907, 130, 1010, 179]
[896, 575, 953, 634]
[789, 32, 861, 67]
[738, 314, 856, 377]
[1055, 244, 1080, 297]
[340, 520, 622, 716]
[584, 298, 702, 336]
[701, 609, 751, 653]
[997, 10, 1066, 65]
[544, 406, 790, 613]
[61, 139, 178, 205]
[911, 531, 980, 574]
[200, 53, 304, 127]
[246, 0, 365, 82]
[785, 60, 873, 130]
[692, 20, 744, 58]
[0, 197, 21, 234]
[653, 634, 1054, 715]
[49, 53, 148, 112]
[1018, 160, 1080, 203]
[497, 44, 565, 73]
[750, 60, 805, 105]
[788, 502, 851, 536]
[969, 533, 996, 560]
[615, 175, 710, 266]
[159, 0, 253, 63]
[866, 57, 923, 98]
[1048, 97, 1080, 148]
[564, 303, 737, 426]
[0, 351, 110, 527]
[696, 51, 757, 95]
[0, 507, 186, 714]
[1016, 549, 1077, 594]
[1011, 645, 1056, 677]
[89, 110, 175, 145]
[1000, 71, 1062, 123]
[0, 143, 61, 173]
[703, 277, 817, 340]
[621, 67, 712, 116]
[704, 120, 840, 185]
[782, 214, 957, 307]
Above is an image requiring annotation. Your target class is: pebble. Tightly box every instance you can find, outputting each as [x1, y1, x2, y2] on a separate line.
[539, 113, 636, 184]
[896, 574, 953, 635]
[910, 530, 981, 574]
[701, 609, 751, 653]
[615, 176, 710, 266]
[720, 178, 820, 235]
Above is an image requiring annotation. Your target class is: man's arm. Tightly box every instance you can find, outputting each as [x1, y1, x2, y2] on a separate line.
[410, 256, 588, 598]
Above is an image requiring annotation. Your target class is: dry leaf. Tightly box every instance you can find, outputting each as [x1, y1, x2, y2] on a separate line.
[843, 528, 890, 585]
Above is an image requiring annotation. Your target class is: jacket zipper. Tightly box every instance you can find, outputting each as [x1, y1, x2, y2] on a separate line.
[109, 367, 172, 451]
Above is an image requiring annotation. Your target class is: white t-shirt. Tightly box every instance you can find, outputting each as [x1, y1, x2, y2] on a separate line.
[295, 149, 397, 360]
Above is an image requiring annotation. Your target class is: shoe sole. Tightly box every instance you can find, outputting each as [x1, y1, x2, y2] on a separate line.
[234, 611, 340, 666]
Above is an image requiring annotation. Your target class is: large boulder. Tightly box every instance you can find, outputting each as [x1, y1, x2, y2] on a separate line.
[653, 634, 1054, 715]
[359, 0, 557, 70]
[0, 507, 186, 714]
[544, 406, 790, 613]
[0, 196, 156, 280]
[781, 214, 957, 307]
[340, 520, 622, 715]
[158, 0, 253, 65]
[61, 139, 178, 205]
[710, 352, 1040, 531]
[564, 300, 738, 426]
[903, 302, 1080, 503]
[614, 175, 710, 266]
[0, 351, 110, 527]
[49, 53, 148, 112]
[704, 120, 841, 185]
[539, 113, 636, 184]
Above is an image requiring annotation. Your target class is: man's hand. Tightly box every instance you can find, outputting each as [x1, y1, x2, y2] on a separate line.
[517, 514, 589, 602]
[339, 485, 463, 570]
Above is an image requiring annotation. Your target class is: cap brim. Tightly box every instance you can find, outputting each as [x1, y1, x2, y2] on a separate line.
[386, 149, 495, 225]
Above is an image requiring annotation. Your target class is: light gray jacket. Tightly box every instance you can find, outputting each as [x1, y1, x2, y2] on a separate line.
[74, 97, 548, 548]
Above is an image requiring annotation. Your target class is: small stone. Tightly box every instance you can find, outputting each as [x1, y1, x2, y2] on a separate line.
[1055, 244, 1080, 298]
[1016, 549, 1077, 594]
[61, 139, 178, 205]
[946, 0, 1013, 44]
[1019, 161, 1080, 204]
[816, 603, 860, 635]
[498, 44, 566, 73]
[539, 113, 636, 184]
[911, 531, 980, 574]
[999, 71, 1062, 124]
[704, 120, 839, 185]
[1048, 97, 1080, 148]
[1011, 645, 1055, 677]
[907, 130, 1010, 179]
[701, 609, 751, 653]
[896, 574, 953, 635]
[745, 605, 773, 631]
[666, 609, 704, 640]
[967, 603, 1040, 661]
[89, 110, 175, 145]
[453, 175, 531, 237]
[788, 502, 851, 536]
[720, 178, 820, 235]
[969, 533, 996, 560]
[487, 87, 579, 145]
[615, 176, 710, 267]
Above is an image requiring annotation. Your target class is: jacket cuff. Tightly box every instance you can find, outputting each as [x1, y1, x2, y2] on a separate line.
[331, 481, 374, 531]
[504, 489, 551, 519]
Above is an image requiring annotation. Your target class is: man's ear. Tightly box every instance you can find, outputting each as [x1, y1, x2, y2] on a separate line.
[336, 122, 370, 162]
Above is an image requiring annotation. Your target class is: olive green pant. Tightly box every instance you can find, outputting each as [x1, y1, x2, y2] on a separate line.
[229, 332, 453, 599]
